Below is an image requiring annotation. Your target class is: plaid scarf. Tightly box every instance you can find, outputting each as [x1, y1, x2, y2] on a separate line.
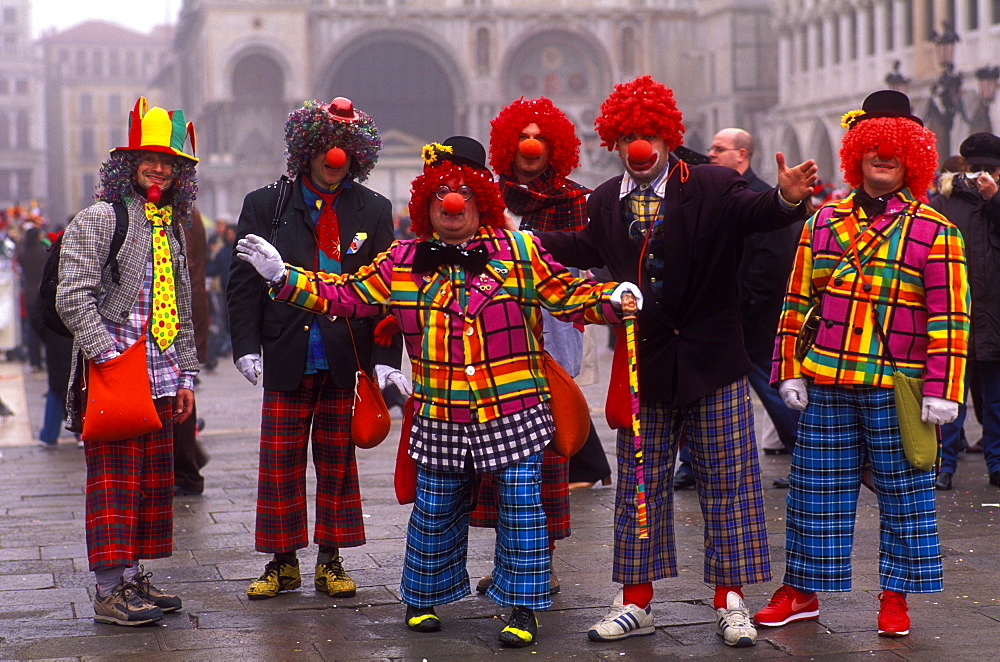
[500, 170, 590, 232]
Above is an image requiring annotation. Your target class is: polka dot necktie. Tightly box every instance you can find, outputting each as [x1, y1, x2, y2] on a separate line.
[145, 202, 179, 351]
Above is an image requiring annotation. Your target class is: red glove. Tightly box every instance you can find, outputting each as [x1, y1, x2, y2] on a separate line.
[374, 314, 401, 347]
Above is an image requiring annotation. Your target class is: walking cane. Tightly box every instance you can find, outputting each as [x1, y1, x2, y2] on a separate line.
[619, 291, 648, 539]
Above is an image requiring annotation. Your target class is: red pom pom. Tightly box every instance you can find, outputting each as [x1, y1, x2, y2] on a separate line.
[441, 192, 466, 215]
[147, 184, 161, 204]
[627, 139, 653, 163]
[325, 147, 347, 168]
[876, 143, 896, 160]
[518, 138, 543, 159]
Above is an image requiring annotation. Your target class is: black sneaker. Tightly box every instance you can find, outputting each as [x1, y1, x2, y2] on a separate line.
[498, 606, 537, 647]
[405, 604, 441, 632]
[131, 566, 182, 612]
[93, 582, 163, 626]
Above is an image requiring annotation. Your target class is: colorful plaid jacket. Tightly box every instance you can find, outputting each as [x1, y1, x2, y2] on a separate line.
[272, 226, 620, 423]
[772, 189, 970, 401]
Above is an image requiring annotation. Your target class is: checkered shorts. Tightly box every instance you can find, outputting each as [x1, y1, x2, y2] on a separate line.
[410, 403, 552, 472]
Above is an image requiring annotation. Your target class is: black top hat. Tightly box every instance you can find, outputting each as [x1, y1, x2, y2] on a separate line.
[959, 132, 1000, 169]
[439, 136, 488, 171]
[849, 90, 923, 127]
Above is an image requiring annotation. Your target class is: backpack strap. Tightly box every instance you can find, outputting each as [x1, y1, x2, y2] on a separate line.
[107, 200, 130, 284]
[271, 175, 292, 244]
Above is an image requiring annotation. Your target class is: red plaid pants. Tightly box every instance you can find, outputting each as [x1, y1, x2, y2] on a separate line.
[84, 398, 174, 570]
[255, 372, 365, 552]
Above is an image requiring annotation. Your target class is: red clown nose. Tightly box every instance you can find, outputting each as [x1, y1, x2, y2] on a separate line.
[147, 184, 161, 204]
[627, 139, 654, 164]
[876, 143, 896, 160]
[441, 192, 466, 215]
[519, 138, 543, 159]
[325, 147, 347, 169]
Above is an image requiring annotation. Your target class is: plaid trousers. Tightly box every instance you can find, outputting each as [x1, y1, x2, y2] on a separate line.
[401, 451, 551, 610]
[784, 383, 943, 594]
[469, 447, 570, 543]
[613, 378, 771, 586]
[255, 372, 365, 552]
[85, 398, 174, 570]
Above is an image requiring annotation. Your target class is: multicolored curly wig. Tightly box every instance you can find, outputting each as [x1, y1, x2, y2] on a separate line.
[408, 162, 506, 238]
[594, 75, 685, 152]
[96, 150, 198, 223]
[284, 99, 381, 182]
[840, 116, 938, 198]
[489, 97, 580, 181]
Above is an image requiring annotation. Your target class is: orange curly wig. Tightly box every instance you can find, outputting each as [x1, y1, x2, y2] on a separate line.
[408, 162, 506, 238]
[840, 116, 938, 198]
[594, 75, 685, 151]
[489, 97, 580, 181]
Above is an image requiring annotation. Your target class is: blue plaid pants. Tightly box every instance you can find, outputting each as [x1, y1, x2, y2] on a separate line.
[784, 383, 942, 594]
[401, 451, 551, 610]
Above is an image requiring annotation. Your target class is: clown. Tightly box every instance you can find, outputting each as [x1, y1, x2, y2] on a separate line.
[235, 135, 642, 647]
[227, 97, 404, 602]
[469, 98, 613, 597]
[536, 75, 818, 647]
[57, 97, 199, 626]
[756, 90, 969, 638]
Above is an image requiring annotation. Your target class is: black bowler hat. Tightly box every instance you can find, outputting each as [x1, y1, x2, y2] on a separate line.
[439, 136, 489, 171]
[960, 132, 1000, 169]
[847, 90, 924, 128]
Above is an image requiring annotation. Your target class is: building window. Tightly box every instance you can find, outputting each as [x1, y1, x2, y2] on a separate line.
[81, 128, 95, 158]
[0, 112, 9, 148]
[109, 50, 120, 77]
[886, 1, 896, 51]
[15, 110, 27, 148]
[475, 27, 490, 73]
[14, 79, 26, 94]
[79, 93, 93, 118]
[92, 49, 103, 77]
[832, 14, 841, 64]
[904, 0, 915, 45]
[75, 49, 87, 76]
[0, 78, 8, 94]
[82, 173, 96, 203]
[848, 11, 858, 60]
[621, 26, 637, 74]
[866, 5, 876, 55]
[815, 21, 825, 68]
[108, 93, 121, 116]
[968, 0, 980, 29]
[800, 28, 809, 71]
[2, 7, 15, 24]
[993, 0, 1000, 23]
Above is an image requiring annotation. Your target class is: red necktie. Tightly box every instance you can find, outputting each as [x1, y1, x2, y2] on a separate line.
[303, 178, 341, 261]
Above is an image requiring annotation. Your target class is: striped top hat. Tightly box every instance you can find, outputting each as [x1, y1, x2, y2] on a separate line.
[112, 96, 198, 163]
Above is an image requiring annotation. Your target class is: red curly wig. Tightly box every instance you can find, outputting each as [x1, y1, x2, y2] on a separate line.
[594, 75, 685, 152]
[489, 97, 580, 181]
[408, 162, 507, 238]
[840, 116, 938, 198]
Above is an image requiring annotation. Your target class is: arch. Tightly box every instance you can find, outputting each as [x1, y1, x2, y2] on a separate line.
[805, 119, 836, 188]
[775, 124, 803, 167]
[320, 31, 461, 142]
[231, 51, 286, 103]
[475, 26, 491, 73]
[500, 28, 612, 104]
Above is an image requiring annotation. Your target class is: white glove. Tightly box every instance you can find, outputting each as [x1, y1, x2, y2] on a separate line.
[921, 396, 959, 425]
[778, 378, 809, 411]
[375, 364, 413, 396]
[236, 234, 286, 283]
[235, 353, 262, 386]
[610, 282, 644, 311]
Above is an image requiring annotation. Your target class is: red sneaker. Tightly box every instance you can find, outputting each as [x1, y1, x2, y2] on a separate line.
[877, 591, 909, 637]
[754, 584, 820, 627]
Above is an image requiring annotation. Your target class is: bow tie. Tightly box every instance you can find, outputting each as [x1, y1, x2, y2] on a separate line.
[413, 242, 490, 275]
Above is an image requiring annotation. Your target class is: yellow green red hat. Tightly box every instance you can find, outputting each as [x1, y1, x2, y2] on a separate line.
[111, 96, 198, 163]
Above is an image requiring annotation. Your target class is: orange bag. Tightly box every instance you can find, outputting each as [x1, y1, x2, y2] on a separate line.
[605, 325, 631, 429]
[81, 335, 162, 442]
[543, 351, 590, 458]
[394, 397, 418, 505]
[351, 370, 391, 449]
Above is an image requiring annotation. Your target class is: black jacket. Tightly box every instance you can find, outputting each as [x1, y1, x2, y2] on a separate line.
[930, 178, 1000, 361]
[228, 176, 401, 391]
[735, 168, 804, 357]
[539, 158, 806, 407]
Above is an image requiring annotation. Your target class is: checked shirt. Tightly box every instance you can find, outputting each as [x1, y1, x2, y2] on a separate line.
[773, 188, 969, 401]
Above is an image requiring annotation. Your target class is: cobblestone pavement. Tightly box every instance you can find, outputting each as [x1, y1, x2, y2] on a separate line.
[0, 334, 998, 660]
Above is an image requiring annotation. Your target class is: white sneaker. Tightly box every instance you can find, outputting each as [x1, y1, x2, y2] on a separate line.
[587, 590, 655, 642]
[716, 591, 757, 647]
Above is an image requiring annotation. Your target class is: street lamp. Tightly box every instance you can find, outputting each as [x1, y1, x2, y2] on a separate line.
[884, 60, 911, 94]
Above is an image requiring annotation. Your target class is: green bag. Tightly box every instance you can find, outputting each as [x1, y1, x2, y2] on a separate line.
[892, 371, 938, 471]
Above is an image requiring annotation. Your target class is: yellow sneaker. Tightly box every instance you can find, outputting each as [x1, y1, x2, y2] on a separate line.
[314, 556, 357, 598]
[247, 559, 301, 600]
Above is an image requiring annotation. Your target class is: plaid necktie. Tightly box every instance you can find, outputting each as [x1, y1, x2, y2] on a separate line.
[628, 186, 662, 244]
[145, 202, 179, 351]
